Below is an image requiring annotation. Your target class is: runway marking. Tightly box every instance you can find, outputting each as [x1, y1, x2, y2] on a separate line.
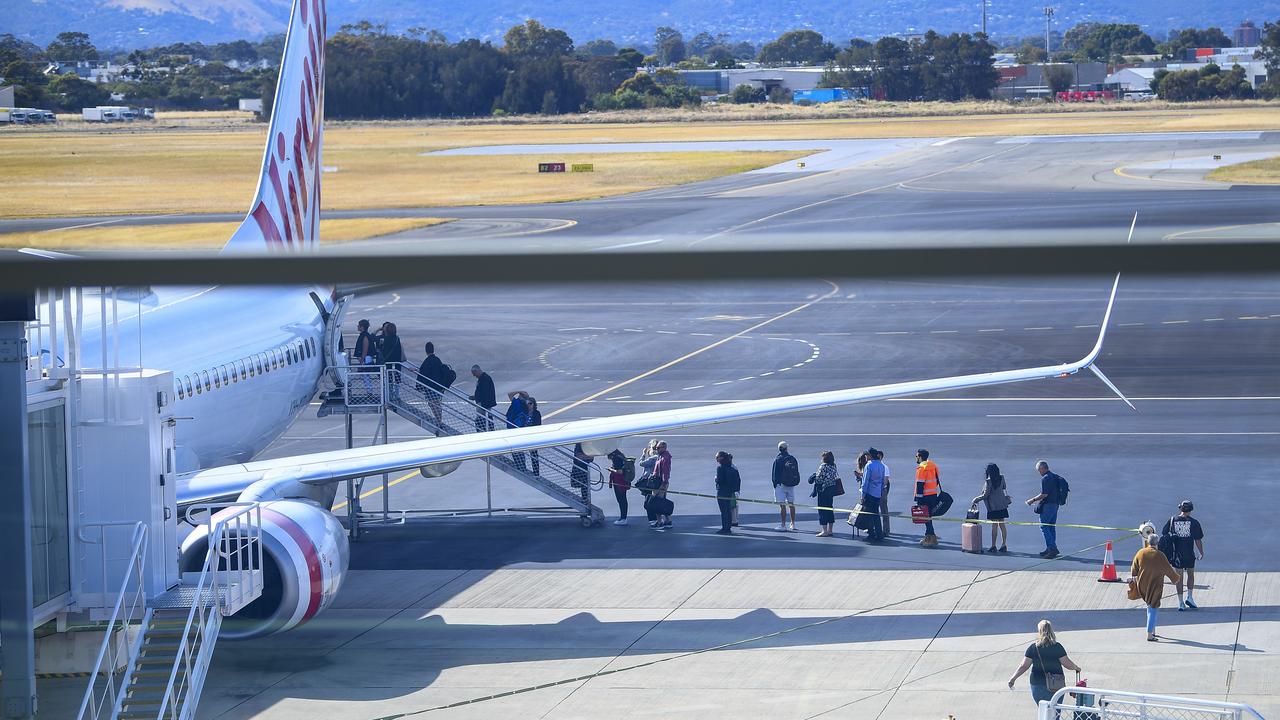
[543, 281, 841, 419]
[590, 238, 663, 252]
[1204, 318, 1225, 322]
[40, 217, 129, 233]
[1113, 164, 1218, 186]
[681, 385, 704, 390]
[644, 390, 670, 396]
[931, 136, 972, 146]
[759, 372, 774, 377]
[332, 469, 420, 512]
[978, 328, 1004, 332]
[693, 144, 1024, 244]
[930, 330, 959, 334]
[1023, 326, 1053, 331]
[738, 376, 756, 381]
[713, 380, 733, 385]
[559, 326, 606, 331]
[1162, 320, 1190, 324]
[623, 328, 643, 332]
[1119, 322, 1145, 327]
[986, 414, 1098, 418]
[1075, 324, 1099, 329]
[877, 331, 910, 335]
[1240, 315, 1267, 320]
[605, 395, 631, 400]
[655, 330, 678, 334]
[819, 332, 851, 336]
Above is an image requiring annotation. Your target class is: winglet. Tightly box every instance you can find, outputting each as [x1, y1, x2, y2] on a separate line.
[1090, 364, 1137, 411]
[1076, 212, 1136, 411]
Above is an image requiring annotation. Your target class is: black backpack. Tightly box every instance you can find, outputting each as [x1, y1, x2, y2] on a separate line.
[441, 364, 457, 388]
[780, 455, 801, 487]
[1057, 475, 1070, 506]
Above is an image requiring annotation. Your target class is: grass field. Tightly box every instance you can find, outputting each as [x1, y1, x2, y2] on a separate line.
[2, 103, 1278, 220]
[1206, 155, 1280, 185]
[0, 218, 450, 249]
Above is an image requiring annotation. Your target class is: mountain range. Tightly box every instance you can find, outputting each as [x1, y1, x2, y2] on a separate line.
[7, 0, 1278, 49]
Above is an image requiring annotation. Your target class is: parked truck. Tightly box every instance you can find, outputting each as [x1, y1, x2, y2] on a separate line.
[83, 105, 137, 122]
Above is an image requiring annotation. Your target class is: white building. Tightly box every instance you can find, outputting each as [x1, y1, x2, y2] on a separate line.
[1105, 67, 1158, 93]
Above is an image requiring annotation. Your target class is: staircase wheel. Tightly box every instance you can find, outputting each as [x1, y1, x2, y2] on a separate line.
[581, 515, 596, 528]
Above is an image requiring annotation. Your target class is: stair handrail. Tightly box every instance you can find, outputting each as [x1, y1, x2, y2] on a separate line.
[387, 360, 607, 488]
[75, 521, 149, 720]
[158, 502, 262, 719]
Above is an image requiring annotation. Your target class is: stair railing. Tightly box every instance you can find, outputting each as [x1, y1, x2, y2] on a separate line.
[75, 522, 149, 720]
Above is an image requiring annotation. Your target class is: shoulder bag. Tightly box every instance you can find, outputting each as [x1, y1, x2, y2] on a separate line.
[1036, 644, 1067, 693]
[1157, 515, 1177, 561]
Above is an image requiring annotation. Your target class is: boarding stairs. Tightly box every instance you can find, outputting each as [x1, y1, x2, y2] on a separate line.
[78, 504, 264, 720]
[318, 361, 606, 526]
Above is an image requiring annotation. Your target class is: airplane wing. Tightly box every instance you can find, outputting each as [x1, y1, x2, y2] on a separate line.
[179, 275, 1126, 505]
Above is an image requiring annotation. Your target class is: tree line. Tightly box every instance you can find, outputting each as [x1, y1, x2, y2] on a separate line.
[3, 18, 1278, 115]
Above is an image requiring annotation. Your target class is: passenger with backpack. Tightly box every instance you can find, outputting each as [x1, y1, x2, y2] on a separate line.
[772, 441, 801, 532]
[505, 390, 531, 471]
[1161, 500, 1205, 611]
[1025, 460, 1068, 559]
[636, 440, 661, 525]
[606, 449, 634, 525]
[415, 342, 453, 427]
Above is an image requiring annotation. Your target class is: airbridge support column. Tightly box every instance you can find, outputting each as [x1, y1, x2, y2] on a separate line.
[0, 295, 37, 720]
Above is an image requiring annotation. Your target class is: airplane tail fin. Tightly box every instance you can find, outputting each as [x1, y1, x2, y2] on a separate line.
[223, 0, 325, 253]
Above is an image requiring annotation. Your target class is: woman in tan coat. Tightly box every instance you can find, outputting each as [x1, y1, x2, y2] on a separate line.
[1129, 534, 1181, 641]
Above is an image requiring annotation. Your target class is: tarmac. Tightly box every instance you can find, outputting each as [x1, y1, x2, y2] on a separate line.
[10, 128, 1280, 719]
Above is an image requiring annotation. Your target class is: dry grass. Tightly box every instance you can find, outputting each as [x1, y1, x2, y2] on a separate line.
[3, 102, 1278, 218]
[1206, 155, 1280, 185]
[0, 127, 802, 217]
[0, 217, 450, 249]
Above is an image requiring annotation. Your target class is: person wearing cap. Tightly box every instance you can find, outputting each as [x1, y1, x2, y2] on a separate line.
[1162, 500, 1205, 610]
[860, 447, 887, 542]
[771, 441, 801, 531]
[914, 449, 942, 547]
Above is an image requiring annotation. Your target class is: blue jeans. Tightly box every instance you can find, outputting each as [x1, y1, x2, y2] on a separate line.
[1146, 606, 1159, 634]
[1039, 502, 1059, 551]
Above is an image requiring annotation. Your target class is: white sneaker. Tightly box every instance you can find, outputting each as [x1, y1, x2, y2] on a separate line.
[614, 518, 628, 526]
[789, 523, 798, 532]
[774, 524, 788, 531]
[649, 521, 659, 528]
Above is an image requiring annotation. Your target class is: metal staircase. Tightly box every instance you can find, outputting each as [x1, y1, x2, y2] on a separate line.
[319, 361, 605, 526]
[78, 504, 264, 720]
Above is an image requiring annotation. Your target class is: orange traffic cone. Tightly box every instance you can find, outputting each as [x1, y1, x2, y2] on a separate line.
[1097, 541, 1122, 582]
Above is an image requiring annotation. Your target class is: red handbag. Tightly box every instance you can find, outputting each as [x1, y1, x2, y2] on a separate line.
[911, 504, 931, 524]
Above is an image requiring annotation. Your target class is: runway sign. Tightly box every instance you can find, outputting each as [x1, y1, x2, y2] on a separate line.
[538, 162, 566, 173]
[571, 164, 594, 173]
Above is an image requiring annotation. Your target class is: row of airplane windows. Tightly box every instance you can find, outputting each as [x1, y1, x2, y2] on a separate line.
[175, 337, 317, 401]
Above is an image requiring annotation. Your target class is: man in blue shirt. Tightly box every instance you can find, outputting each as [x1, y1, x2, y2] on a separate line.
[860, 447, 887, 542]
[1025, 460, 1064, 558]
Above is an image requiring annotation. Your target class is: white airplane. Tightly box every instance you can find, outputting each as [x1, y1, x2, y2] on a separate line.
[46, 0, 1132, 640]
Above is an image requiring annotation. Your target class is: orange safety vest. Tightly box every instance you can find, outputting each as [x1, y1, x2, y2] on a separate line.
[916, 460, 940, 496]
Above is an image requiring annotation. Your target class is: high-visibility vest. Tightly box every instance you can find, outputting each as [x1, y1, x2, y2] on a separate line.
[916, 460, 940, 496]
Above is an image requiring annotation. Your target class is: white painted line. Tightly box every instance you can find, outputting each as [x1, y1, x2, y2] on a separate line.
[737, 376, 756, 381]
[682, 385, 704, 390]
[979, 328, 1004, 332]
[845, 293, 857, 299]
[1204, 318, 1225, 322]
[690, 333, 714, 337]
[930, 330, 959, 334]
[1074, 324, 1100, 329]
[644, 390, 670, 396]
[604, 395, 631, 400]
[590, 238, 664, 252]
[713, 380, 733, 385]
[558, 326, 606, 331]
[792, 363, 805, 368]
[877, 331, 910, 335]
[931, 136, 972, 146]
[759, 372, 774, 376]
[1023, 326, 1053, 331]
[40, 217, 128, 233]
[1162, 320, 1190, 325]
[623, 328, 643, 332]
[818, 332, 850, 336]
[778, 367, 791, 372]
[987, 414, 1098, 418]
[655, 330, 677, 334]
[1240, 316, 1267, 320]
[1119, 322, 1145, 327]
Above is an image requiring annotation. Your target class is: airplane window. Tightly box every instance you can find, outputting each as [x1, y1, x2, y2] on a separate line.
[201, 370, 211, 392]
[271, 350, 279, 369]
[256, 355, 264, 373]
[176, 380, 185, 400]
[238, 360, 247, 378]
[184, 376, 193, 395]
[220, 366, 230, 384]
[213, 368, 222, 388]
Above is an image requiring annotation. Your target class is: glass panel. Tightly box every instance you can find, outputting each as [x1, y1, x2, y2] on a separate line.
[28, 404, 70, 608]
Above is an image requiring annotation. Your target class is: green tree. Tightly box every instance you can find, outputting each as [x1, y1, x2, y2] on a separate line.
[503, 20, 574, 59]
[46, 73, 108, 111]
[758, 30, 836, 66]
[46, 31, 98, 61]
[1258, 20, 1280, 98]
[1160, 27, 1231, 59]
[915, 31, 998, 100]
[618, 71, 660, 96]
[820, 39, 872, 89]
[730, 83, 766, 103]
[0, 33, 45, 61]
[870, 37, 919, 100]
[581, 39, 618, 57]
[616, 47, 645, 68]
[705, 45, 737, 68]
[654, 27, 686, 65]
[1043, 64, 1075, 95]
[1062, 23, 1155, 62]
[689, 32, 728, 57]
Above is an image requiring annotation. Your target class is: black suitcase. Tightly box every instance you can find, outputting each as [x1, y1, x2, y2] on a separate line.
[645, 495, 674, 516]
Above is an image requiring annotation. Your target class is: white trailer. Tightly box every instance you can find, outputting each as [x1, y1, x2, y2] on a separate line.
[0, 108, 11, 123]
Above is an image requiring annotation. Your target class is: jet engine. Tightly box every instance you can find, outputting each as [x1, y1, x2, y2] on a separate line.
[179, 499, 348, 640]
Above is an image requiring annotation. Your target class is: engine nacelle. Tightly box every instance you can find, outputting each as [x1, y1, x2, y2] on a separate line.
[180, 499, 349, 640]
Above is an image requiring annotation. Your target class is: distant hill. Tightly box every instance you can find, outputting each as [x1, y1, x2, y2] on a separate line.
[7, 0, 1279, 49]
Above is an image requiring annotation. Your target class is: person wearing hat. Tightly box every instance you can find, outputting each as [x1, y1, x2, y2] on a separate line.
[1162, 500, 1205, 610]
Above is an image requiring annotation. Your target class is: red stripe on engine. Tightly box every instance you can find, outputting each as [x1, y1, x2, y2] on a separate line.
[261, 507, 324, 622]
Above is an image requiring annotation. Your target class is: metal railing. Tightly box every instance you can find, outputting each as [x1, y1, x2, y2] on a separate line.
[75, 522, 149, 720]
[159, 502, 264, 720]
[382, 362, 604, 503]
[1040, 686, 1265, 720]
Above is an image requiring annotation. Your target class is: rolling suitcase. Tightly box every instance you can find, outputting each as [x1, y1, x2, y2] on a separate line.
[961, 521, 984, 553]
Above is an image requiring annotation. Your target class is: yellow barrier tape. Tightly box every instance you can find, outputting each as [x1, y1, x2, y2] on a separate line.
[655, 488, 1139, 533]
